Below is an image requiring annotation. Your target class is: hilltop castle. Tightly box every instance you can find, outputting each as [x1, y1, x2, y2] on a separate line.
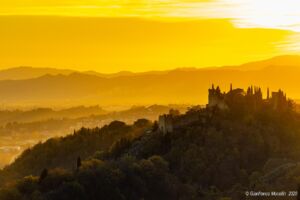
[207, 84, 289, 111]
[158, 85, 291, 134]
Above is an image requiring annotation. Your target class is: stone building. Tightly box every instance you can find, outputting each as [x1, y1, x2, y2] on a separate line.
[270, 90, 288, 110]
[207, 84, 229, 110]
[158, 114, 174, 134]
[207, 84, 246, 110]
[158, 109, 201, 134]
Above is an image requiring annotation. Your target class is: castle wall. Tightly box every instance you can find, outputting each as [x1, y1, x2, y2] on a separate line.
[158, 115, 173, 134]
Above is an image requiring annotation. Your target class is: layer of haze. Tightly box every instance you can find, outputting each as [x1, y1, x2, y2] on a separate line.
[0, 16, 298, 72]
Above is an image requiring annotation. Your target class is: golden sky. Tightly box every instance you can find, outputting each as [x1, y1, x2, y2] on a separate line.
[0, 0, 300, 72]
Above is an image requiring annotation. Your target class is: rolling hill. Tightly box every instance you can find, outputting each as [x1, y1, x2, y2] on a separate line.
[0, 55, 299, 107]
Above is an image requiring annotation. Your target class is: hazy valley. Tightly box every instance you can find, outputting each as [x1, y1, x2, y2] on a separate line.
[0, 105, 187, 168]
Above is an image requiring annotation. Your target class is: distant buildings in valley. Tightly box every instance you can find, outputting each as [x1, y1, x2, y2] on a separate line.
[158, 84, 292, 134]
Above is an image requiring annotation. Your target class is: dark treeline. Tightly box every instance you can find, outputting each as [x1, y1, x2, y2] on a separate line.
[1, 95, 300, 199]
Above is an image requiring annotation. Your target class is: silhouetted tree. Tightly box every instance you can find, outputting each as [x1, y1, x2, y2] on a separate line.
[77, 157, 82, 170]
[297, 184, 300, 200]
[152, 121, 159, 131]
[39, 168, 48, 183]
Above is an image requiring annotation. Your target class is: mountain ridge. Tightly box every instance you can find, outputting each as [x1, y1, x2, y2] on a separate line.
[1, 55, 300, 81]
[0, 55, 299, 107]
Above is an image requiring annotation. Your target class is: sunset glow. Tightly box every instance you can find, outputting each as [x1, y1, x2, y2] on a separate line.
[1, 0, 300, 32]
[0, 0, 299, 72]
[2, 1, 300, 197]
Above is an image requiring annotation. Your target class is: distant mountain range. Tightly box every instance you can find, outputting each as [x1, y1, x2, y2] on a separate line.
[0, 67, 75, 80]
[0, 66, 167, 80]
[0, 55, 300, 107]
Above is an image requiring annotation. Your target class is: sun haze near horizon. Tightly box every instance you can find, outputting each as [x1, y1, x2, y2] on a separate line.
[0, 0, 300, 73]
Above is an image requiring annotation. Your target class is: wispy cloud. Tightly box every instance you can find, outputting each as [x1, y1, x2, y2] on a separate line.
[1, 0, 300, 32]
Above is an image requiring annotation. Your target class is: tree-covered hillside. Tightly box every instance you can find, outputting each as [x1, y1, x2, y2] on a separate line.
[0, 119, 152, 187]
[1, 99, 300, 199]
